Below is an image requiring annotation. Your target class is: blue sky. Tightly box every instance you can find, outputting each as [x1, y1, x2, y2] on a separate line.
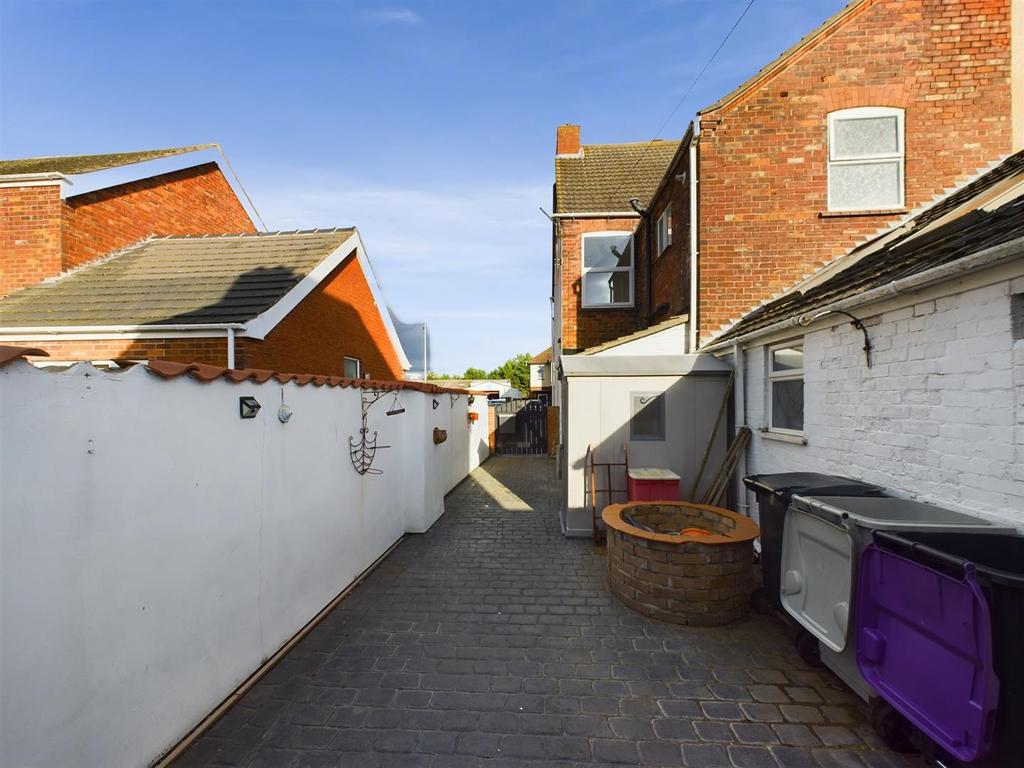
[0, 0, 846, 374]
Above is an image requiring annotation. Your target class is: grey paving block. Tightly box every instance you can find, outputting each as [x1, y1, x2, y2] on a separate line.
[175, 457, 913, 768]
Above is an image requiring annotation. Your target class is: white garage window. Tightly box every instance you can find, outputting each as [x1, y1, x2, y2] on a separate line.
[767, 342, 804, 435]
[582, 232, 633, 308]
[828, 107, 904, 212]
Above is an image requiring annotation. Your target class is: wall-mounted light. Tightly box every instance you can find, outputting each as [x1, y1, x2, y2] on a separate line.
[239, 396, 261, 419]
[468, 395, 476, 405]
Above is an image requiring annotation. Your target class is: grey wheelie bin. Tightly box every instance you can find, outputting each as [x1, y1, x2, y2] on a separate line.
[780, 495, 1013, 703]
[742, 473, 885, 614]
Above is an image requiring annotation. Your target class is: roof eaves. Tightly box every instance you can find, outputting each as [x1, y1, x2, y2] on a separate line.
[697, 0, 870, 116]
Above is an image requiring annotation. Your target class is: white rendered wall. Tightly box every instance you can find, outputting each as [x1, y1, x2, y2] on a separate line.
[0, 362, 487, 768]
[741, 264, 1024, 529]
[563, 373, 729, 536]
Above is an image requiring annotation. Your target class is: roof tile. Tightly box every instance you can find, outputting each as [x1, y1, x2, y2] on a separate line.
[0, 145, 216, 176]
[555, 141, 680, 214]
[0, 229, 355, 327]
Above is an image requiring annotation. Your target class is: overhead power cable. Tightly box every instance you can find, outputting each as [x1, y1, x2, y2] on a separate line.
[611, 0, 756, 204]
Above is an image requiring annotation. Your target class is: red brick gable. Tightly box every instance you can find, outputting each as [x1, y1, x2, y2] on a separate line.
[62, 163, 255, 271]
[695, 0, 1013, 339]
[1, 162, 255, 298]
[239, 248, 406, 380]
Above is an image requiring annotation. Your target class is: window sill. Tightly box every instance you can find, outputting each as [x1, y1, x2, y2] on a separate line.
[819, 208, 907, 219]
[581, 304, 635, 311]
[759, 430, 807, 446]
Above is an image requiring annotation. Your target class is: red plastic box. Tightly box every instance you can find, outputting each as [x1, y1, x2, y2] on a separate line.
[627, 468, 681, 501]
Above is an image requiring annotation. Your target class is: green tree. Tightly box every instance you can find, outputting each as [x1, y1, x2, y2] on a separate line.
[489, 353, 531, 392]
[463, 366, 487, 379]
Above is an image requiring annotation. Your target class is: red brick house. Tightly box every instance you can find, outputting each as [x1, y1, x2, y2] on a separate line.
[549, 125, 680, 394]
[0, 147, 412, 378]
[694, 0, 1018, 344]
[549, 0, 1020, 531]
[553, 0, 1019, 357]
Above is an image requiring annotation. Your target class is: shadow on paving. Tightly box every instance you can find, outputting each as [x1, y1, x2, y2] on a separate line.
[177, 456, 922, 768]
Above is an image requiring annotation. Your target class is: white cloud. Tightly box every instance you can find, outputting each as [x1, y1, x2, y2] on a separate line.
[363, 8, 421, 25]
[249, 173, 553, 373]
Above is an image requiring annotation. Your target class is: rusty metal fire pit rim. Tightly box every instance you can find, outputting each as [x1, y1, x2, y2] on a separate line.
[601, 500, 760, 545]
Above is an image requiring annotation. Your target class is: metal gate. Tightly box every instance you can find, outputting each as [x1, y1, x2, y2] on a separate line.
[494, 398, 547, 455]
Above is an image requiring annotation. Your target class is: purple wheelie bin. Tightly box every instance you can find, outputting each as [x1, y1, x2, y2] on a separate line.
[861, 530, 1024, 767]
[856, 541, 998, 762]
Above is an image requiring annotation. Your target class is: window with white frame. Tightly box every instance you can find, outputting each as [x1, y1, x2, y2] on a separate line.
[827, 107, 904, 212]
[767, 343, 804, 434]
[630, 392, 665, 441]
[343, 356, 361, 379]
[581, 232, 633, 308]
[656, 204, 672, 255]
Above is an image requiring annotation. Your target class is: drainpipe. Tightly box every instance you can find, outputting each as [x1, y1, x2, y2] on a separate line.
[732, 340, 749, 515]
[688, 140, 699, 353]
[629, 198, 653, 326]
[226, 328, 236, 369]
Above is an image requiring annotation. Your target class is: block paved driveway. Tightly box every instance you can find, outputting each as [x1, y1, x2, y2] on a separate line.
[179, 457, 921, 768]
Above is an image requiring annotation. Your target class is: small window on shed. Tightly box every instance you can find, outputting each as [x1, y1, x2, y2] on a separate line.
[344, 356, 361, 379]
[631, 392, 665, 441]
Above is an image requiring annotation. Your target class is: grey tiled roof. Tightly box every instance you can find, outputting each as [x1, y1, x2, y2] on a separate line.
[554, 141, 680, 214]
[0, 145, 215, 176]
[707, 153, 1024, 346]
[0, 229, 355, 327]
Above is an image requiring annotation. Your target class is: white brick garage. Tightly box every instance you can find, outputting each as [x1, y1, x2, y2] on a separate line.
[737, 262, 1024, 529]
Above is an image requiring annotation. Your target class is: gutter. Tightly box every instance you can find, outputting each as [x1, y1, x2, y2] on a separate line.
[550, 211, 640, 219]
[701, 236, 1024, 353]
[0, 323, 247, 335]
[0, 172, 70, 187]
[0, 323, 246, 369]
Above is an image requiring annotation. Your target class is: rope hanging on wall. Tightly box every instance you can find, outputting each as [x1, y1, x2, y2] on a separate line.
[349, 390, 394, 475]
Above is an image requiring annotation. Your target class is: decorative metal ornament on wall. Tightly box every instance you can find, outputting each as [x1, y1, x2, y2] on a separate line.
[349, 389, 403, 475]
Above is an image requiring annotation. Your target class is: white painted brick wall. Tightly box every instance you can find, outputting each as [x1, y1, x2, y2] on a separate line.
[743, 269, 1024, 528]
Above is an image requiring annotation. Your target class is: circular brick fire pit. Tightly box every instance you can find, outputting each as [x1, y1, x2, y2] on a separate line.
[602, 501, 759, 626]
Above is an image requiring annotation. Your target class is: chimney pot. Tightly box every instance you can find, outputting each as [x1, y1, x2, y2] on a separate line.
[556, 124, 581, 156]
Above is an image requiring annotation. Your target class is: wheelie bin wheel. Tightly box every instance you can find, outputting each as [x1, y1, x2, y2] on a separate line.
[795, 631, 823, 667]
[870, 699, 917, 753]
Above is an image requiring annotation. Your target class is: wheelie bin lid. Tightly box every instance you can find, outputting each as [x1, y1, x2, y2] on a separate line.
[742, 473, 885, 502]
[790, 495, 1015, 533]
[856, 541, 999, 762]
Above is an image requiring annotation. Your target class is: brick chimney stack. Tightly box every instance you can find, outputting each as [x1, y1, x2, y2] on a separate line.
[556, 124, 581, 156]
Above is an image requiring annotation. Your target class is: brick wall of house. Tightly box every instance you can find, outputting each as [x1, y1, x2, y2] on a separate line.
[697, 0, 1013, 341]
[239, 249, 405, 380]
[558, 217, 641, 352]
[743, 267, 1024, 527]
[17, 337, 229, 366]
[633, 146, 691, 327]
[62, 163, 255, 271]
[0, 184, 63, 298]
